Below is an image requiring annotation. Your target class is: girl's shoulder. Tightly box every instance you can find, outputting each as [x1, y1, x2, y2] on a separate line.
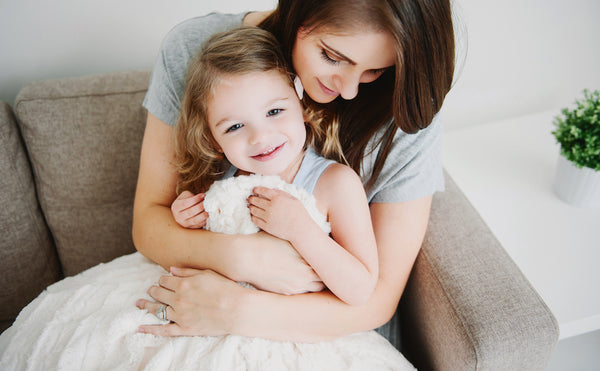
[314, 163, 366, 204]
[319, 163, 361, 187]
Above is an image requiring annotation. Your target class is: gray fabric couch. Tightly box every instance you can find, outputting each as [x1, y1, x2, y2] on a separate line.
[0, 70, 559, 370]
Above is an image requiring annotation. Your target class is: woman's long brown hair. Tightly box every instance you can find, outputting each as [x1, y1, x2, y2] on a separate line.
[259, 0, 455, 186]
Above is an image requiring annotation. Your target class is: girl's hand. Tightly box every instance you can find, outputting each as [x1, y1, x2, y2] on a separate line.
[247, 187, 313, 243]
[136, 267, 247, 337]
[171, 191, 207, 229]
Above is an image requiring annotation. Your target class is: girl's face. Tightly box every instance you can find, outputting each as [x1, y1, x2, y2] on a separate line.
[207, 70, 307, 182]
[292, 27, 396, 103]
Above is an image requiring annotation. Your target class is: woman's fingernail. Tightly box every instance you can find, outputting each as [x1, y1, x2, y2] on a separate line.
[135, 299, 143, 308]
[137, 327, 146, 333]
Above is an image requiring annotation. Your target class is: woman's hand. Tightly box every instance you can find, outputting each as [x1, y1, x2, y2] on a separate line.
[171, 191, 207, 229]
[136, 234, 326, 338]
[136, 267, 246, 337]
[136, 242, 324, 338]
[239, 231, 324, 295]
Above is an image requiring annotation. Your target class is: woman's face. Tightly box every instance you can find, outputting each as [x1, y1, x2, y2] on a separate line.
[292, 27, 396, 103]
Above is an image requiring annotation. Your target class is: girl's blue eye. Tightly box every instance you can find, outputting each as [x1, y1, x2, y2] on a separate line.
[320, 49, 339, 65]
[267, 108, 283, 117]
[226, 123, 243, 133]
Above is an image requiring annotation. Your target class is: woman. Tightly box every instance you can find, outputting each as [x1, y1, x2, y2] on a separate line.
[134, 0, 455, 348]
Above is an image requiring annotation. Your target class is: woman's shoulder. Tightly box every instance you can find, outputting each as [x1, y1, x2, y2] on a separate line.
[161, 12, 247, 55]
[364, 114, 445, 203]
[143, 12, 247, 125]
[170, 12, 247, 35]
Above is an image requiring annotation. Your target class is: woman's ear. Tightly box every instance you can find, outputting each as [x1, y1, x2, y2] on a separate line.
[296, 26, 310, 40]
[294, 75, 304, 100]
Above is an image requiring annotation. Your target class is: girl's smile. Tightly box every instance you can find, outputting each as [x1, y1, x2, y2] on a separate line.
[207, 70, 307, 182]
[251, 143, 286, 161]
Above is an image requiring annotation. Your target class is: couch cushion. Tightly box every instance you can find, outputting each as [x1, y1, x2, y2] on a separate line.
[14, 71, 150, 276]
[0, 101, 61, 332]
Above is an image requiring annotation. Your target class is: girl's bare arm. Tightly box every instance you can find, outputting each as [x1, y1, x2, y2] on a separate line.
[249, 164, 378, 305]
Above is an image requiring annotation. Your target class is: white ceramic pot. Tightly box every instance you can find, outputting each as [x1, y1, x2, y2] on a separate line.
[553, 154, 600, 208]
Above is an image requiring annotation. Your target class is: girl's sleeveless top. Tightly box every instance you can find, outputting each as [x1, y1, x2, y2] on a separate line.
[221, 147, 336, 195]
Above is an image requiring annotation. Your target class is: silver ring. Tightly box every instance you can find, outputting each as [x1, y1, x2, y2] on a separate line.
[156, 304, 168, 321]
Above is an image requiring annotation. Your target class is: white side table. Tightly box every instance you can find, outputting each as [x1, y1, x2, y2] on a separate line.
[443, 110, 600, 339]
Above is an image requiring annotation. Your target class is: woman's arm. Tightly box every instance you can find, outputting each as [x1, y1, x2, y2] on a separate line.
[132, 113, 236, 271]
[139, 195, 431, 341]
[132, 113, 322, 293]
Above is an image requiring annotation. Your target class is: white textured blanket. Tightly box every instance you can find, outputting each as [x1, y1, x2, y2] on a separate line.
[204, 174, 330, 235]
[0, 175, 414, 371]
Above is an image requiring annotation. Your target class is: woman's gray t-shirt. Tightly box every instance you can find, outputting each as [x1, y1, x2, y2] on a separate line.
[142, 12, 445, 204]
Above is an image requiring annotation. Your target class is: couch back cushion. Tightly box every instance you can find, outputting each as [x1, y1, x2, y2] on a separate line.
[0, 101, 61, 331]
[14, 71, 150, 276]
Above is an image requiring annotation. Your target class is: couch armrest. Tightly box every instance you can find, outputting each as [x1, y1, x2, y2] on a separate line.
[399, 171, 559, 370]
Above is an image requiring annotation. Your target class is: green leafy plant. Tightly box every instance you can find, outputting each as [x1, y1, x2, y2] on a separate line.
[552, 89, 600, 171]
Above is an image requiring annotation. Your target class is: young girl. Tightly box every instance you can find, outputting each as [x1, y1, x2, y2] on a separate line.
[0, 26, 414, 371]
[169, 26, 377, 307]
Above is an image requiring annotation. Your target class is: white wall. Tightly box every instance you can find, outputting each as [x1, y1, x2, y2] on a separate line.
[2, 0, 599, 130]
[444, 0, 600, 129]
[0, 0, 276, 105]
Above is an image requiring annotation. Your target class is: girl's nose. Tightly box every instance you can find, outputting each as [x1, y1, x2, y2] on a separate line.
[249, 125, 268, 145]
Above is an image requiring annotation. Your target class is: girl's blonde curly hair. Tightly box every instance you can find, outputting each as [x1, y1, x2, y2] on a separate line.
[174, 27, 344, 194]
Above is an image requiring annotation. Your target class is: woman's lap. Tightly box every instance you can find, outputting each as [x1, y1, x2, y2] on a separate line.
[0, 253, 413, 371]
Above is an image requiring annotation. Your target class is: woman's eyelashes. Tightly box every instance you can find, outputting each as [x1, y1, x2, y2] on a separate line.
[369, 68, 388, 76]
[321, 48, 388, 76]
[320, 49, 339, 65]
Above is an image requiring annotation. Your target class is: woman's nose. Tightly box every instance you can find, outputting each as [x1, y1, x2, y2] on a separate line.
[335, 73, 360, 100]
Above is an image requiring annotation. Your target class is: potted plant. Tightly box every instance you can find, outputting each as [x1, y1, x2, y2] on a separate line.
[552, 89, 600, 208]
